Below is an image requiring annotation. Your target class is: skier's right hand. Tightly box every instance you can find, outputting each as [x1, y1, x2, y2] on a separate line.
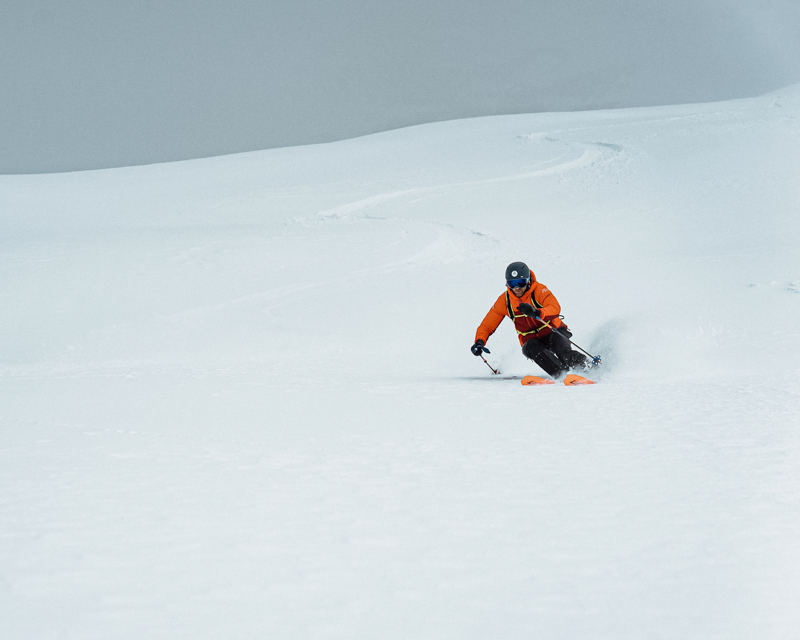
[471, 339, 490, 356]
[516, 303, 539, 318]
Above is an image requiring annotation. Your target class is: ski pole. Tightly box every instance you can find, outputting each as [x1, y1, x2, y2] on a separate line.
[536, 316, 602, 365]
[480, 353, 500, 375]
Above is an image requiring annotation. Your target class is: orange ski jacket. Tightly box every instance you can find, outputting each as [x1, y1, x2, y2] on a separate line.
[475, 272, 566, 346]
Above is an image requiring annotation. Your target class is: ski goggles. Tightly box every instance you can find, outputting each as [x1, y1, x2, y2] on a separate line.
[507, 277, 530, 289]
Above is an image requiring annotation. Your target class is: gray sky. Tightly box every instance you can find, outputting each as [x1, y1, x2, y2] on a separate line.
[2, 0, 800, 173]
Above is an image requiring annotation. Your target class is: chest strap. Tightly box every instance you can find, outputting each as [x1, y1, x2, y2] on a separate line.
[505, 290, 547, 336]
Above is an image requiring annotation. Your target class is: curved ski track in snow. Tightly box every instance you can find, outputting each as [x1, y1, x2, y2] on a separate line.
[301, 138, 616, 226]
[161, 138, 620, 323]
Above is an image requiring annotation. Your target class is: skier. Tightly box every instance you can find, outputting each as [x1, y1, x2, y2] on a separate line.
[471, 261, 586, 378]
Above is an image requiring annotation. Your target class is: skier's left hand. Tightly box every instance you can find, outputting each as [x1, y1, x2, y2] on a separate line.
[516, 303, 540, 318]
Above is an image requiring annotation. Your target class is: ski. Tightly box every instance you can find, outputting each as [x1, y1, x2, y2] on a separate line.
[521, 375, 555, 386]
[521, 373, 595, 386]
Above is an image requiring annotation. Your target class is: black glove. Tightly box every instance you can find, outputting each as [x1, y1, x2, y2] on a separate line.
[471, 339, 490, 356]
[516, 303, 540, 318]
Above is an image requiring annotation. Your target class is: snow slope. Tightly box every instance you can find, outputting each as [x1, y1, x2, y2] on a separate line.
[1, 85, 799, 638]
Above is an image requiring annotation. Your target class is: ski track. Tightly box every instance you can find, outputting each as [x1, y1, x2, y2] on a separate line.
[158, 140, 604, 323]
[300, 139, 609, 226]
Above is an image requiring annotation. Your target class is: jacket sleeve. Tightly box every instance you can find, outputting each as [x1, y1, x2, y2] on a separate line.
[535, 284, 561, 321]
[475, 294, 508, 344]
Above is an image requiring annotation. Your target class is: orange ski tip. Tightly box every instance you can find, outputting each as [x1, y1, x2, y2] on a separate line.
[563, 374, 595, 386]
[521, 375, 555, 386]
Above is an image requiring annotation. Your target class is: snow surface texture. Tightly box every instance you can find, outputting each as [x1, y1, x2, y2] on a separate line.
[1, 86, 800, 638]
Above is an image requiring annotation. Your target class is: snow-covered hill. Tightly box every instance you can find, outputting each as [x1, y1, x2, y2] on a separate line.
[1, 85, 799, 638]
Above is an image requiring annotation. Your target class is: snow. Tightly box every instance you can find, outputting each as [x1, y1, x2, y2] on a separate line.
[1, 85, 800, 638]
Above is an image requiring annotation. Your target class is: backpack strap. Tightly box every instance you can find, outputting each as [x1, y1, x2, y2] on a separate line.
[505, 291, 515, 320]
[507, 289, 550, 337]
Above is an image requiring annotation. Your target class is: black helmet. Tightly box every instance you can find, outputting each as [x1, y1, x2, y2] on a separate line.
[505, 261, 531, 282]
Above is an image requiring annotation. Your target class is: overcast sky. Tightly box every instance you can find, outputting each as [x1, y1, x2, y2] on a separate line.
[2, 0, 800, 173]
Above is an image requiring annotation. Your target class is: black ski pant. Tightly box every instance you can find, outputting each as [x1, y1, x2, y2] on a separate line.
[521, 329, 586, 377]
